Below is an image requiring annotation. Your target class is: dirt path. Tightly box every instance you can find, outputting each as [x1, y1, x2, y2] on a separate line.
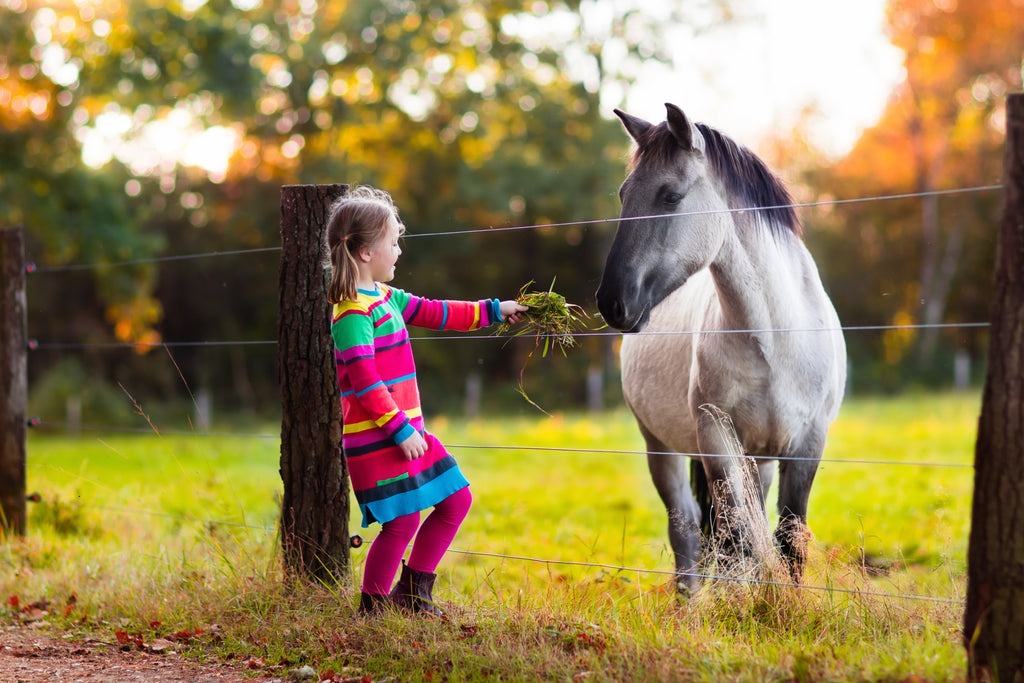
[1, 624, 290, 683]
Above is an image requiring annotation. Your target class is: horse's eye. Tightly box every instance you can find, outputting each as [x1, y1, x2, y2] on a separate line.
[664, 192, 683, 206]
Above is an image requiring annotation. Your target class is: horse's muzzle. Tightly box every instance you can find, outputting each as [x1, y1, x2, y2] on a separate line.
[595, 286, 648, 333]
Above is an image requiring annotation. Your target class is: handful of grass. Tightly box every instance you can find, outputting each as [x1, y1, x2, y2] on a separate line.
[496, 279, 589, 357]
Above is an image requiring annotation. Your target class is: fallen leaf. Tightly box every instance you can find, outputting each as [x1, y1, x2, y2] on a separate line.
[245, 656, 266, 670]
[147, 638, 176, 654]
[22, 608, 48, 623]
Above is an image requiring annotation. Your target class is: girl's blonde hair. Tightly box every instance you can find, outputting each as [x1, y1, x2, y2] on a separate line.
[325, 186, 405, 303]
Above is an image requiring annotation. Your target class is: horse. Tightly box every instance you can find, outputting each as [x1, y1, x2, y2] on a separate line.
[595, 103, 846, 593]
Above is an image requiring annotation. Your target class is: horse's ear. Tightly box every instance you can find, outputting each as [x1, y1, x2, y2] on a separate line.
[614, 109, 653, 144]
[665, 103, 704, 154]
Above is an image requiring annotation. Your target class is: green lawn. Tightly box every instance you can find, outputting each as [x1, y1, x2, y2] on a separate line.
[8, 391, 980, 681]
[22, 391, 977, 595]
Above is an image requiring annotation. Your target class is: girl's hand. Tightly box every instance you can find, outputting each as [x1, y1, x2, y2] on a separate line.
[398, 431, 428, 461]
[500, 300, 528, 325]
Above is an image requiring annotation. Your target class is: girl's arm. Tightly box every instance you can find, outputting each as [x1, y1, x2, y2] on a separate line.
[392, 287, 526, 331]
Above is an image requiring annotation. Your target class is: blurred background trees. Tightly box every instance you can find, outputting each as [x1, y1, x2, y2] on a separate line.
[799, 0, 1022, 391]
[2, 0, 1021, 424]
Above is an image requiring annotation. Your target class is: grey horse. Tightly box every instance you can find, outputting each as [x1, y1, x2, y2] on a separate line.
[596, 103, 847, 592]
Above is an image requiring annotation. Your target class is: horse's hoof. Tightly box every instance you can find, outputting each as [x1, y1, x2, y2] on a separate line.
[674, 579, 700, 599]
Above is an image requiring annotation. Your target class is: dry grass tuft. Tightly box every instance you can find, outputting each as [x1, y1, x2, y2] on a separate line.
[496, 279, 589, 357]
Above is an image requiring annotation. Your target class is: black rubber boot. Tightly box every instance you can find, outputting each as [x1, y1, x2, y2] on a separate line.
[389, 562, 415, 612]
[389, 561, 444, 617]
[358, 591, 390, 616]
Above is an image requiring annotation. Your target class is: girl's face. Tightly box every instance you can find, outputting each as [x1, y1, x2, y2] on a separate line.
[363, 216, 402, 283]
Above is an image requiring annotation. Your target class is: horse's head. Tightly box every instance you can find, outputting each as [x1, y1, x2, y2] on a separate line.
[596, 103, 733, 333]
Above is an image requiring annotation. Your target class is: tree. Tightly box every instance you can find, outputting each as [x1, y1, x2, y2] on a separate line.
[278, 184, 348, 581]
[0, 226, 27, 537]
[964, 93, 1024, 683]
[5, 0, 745, 415]
[802, 0, 1022, 387]
[885, 0, 1023, 367]
[0, 2, 164, 350]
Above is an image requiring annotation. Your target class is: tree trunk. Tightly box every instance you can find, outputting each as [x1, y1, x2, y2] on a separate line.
[0, 225, 27, 537]
[913, 117, 953, 369]
[278, 184, 350, 582]
[964, 94, 1024, 682]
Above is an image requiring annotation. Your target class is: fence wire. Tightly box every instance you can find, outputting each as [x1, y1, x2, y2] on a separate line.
[24, 184, 1002, 273]
[28, 420, 972, 469]
[21, 182, 992, 610]
[26, 321, 992, 352]
[30, 499, 965, 607]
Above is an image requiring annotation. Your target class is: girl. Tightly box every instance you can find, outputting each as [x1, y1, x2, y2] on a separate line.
[325, 186, 526, 616]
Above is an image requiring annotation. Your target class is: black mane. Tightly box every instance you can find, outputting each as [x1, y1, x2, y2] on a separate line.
[635, 121, 801, 236]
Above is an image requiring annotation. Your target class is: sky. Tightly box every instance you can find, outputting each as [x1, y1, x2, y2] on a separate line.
[619, 0, 906, 158]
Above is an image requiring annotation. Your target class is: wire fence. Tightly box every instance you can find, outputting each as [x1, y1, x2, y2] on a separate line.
[21, 183, 993, 606]
[25, 184, 1001, 273]
[34, 498, 967, 607]
[30, 419, 971, 469]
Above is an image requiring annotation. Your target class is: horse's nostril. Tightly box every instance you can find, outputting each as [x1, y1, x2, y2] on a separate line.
[597, 293, 624, 326]
[610, 299, 625, 323]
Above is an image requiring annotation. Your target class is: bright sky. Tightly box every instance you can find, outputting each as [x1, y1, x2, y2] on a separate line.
[619, 0, 905, 158]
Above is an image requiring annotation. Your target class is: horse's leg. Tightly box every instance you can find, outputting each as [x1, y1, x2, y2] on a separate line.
[638, 423, 702, 594]
[694, 408, 761, 565]
[756, 460, 776, 513]
[774, 426, 826, 582]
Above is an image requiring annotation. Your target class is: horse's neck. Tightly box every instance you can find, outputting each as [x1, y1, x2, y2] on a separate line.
[708, 217, 810, 335]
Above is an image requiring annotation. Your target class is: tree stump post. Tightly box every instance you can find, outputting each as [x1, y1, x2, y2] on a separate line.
[964, 93, 1024, 681]
[278, 184, 350, 582]
[0, 225, 28, 538]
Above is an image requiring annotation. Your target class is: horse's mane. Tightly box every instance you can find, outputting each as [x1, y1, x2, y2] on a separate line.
[634, 122, 801, 237]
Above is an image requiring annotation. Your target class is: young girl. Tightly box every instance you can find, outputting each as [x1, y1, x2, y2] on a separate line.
[325, 186, 526, 616]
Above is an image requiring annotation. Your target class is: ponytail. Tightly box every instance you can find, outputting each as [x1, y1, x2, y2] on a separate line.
[326, 240, 360, 304]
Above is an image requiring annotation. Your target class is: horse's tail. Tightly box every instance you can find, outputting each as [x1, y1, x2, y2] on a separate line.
[690, 458, 714, 539]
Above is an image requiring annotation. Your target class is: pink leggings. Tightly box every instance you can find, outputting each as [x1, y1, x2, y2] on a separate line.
[361, 486, 472, 595]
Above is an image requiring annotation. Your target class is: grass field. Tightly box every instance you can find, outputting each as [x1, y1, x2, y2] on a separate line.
[5, 391, 979, 681]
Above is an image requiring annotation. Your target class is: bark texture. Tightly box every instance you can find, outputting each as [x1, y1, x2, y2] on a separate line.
[964, 94, 1024, 682]
[278, 184, 349, 581]
[0, 225, 27, 537]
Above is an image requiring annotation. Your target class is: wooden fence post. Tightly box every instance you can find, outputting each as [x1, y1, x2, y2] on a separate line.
[278, 184, 350, 582]
[0, 225, 28, 538]
[964, 93, 1024, 681]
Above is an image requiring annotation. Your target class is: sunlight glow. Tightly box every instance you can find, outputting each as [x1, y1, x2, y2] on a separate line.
[77, 105, 241, 183]
[623, 0, 904, 158]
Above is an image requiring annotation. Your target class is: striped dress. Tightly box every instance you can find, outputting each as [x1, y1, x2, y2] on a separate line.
[332, 284, 501, 527]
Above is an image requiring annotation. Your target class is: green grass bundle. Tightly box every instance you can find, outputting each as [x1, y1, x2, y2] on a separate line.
[496, 279, 589, 357]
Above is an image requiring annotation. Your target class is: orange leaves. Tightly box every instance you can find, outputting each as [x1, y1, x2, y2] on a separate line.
[104, 294, 163, 350]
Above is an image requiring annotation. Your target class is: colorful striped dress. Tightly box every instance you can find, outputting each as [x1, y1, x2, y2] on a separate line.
[332, 284, 502, 527]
